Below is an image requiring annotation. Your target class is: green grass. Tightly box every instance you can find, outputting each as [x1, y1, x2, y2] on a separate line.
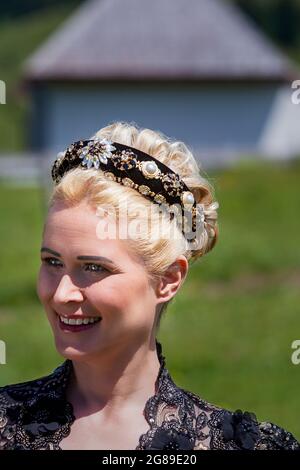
[0, 158, 300, 441]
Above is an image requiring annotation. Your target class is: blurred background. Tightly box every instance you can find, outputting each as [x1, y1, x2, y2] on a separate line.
[0, 0, 299, 440]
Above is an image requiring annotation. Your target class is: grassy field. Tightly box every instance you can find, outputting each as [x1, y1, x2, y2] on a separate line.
[0, 157, 300, 440]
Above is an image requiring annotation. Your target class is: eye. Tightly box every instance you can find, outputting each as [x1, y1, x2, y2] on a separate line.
[42, 257, 62, 267]
[42, 257, 107, 274]
[84, 263, 107, 273]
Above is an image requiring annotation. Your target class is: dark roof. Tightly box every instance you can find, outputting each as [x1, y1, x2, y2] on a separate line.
[23, 0, 297, 82]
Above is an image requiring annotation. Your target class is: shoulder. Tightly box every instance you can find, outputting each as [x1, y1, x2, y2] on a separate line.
[181, 389, 300, 450]
[255, 420, 300, 450]
[0, 363, 63, 405]
[0, 362, 68, 450]
[0, 375, 46, 450]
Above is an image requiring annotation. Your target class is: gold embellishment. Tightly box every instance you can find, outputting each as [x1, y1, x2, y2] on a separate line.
[111, 149, 137, 171]
[103, 171, 117, 182]
[52, 138, 205, 241]
[139, 185, 151, 196]
[56, 151, 66, 162]
[154, 194, 166, 204]
[66, 143, 80, 160]
[122, 177, 135, 188]
[161, 173, 185, 197]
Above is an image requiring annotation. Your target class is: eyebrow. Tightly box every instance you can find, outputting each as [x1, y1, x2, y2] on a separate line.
[40, 247, 118, 267]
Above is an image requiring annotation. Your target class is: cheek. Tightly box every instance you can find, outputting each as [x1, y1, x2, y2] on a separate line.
[87, 283, 130, 312]
[36, 267, 55, 303]
[88, 275, 150, 312]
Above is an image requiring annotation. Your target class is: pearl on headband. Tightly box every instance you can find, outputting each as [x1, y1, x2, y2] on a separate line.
[51, 137, 205, 242]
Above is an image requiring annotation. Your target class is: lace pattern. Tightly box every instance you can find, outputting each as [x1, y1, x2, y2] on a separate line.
[0, 341, 299, 450]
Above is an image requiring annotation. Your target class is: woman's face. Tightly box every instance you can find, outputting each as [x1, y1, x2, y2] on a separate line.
[37, 201, 161, 362]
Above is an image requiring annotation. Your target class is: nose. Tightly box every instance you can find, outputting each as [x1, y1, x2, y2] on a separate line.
[53, 273, 84, 304]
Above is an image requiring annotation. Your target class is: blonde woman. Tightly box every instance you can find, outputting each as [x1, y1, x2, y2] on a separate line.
[0, 122, 299, 450]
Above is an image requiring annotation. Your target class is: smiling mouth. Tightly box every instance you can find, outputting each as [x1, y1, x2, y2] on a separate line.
[55, 312, 102, 332]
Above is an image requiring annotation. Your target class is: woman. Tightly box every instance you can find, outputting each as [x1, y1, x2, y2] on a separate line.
[0, 122, 299, 450]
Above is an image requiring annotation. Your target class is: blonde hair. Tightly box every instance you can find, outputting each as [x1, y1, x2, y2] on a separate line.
[48, 122, 219, 320]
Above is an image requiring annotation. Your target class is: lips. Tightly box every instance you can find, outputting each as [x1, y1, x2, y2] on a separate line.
[55, 311, 102, 332]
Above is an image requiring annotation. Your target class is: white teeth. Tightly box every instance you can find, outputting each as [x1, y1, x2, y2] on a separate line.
[59, 315, 101, 326]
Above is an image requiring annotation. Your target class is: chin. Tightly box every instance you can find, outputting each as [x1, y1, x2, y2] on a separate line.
[55, 344, 100, 362]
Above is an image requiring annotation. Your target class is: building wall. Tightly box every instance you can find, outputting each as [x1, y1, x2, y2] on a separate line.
[30, 81, 285, 161]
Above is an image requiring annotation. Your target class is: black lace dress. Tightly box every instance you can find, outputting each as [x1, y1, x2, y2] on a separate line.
[0, 341, 299, 450]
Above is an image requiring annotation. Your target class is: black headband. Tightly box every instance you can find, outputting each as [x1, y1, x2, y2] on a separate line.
[51, 137, 205, 243]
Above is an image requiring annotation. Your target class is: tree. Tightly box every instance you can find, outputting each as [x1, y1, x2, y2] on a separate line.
[230, 0, 300, 47]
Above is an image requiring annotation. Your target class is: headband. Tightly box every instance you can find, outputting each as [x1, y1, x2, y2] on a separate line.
[51, 137, 205, 245]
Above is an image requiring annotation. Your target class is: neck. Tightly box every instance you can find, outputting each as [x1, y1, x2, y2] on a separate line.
[66, 339, 162, 419]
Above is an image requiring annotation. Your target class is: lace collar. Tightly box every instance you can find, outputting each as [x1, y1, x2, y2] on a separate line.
[2, 340, 300, 450]
[50, 338, 169, 402]
[31, 339, 182, 450]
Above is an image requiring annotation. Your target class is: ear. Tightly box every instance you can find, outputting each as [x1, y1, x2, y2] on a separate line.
[155, 255, 189, 304]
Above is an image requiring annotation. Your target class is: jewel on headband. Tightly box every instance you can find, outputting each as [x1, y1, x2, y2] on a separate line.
[51, 138, 205, 241]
